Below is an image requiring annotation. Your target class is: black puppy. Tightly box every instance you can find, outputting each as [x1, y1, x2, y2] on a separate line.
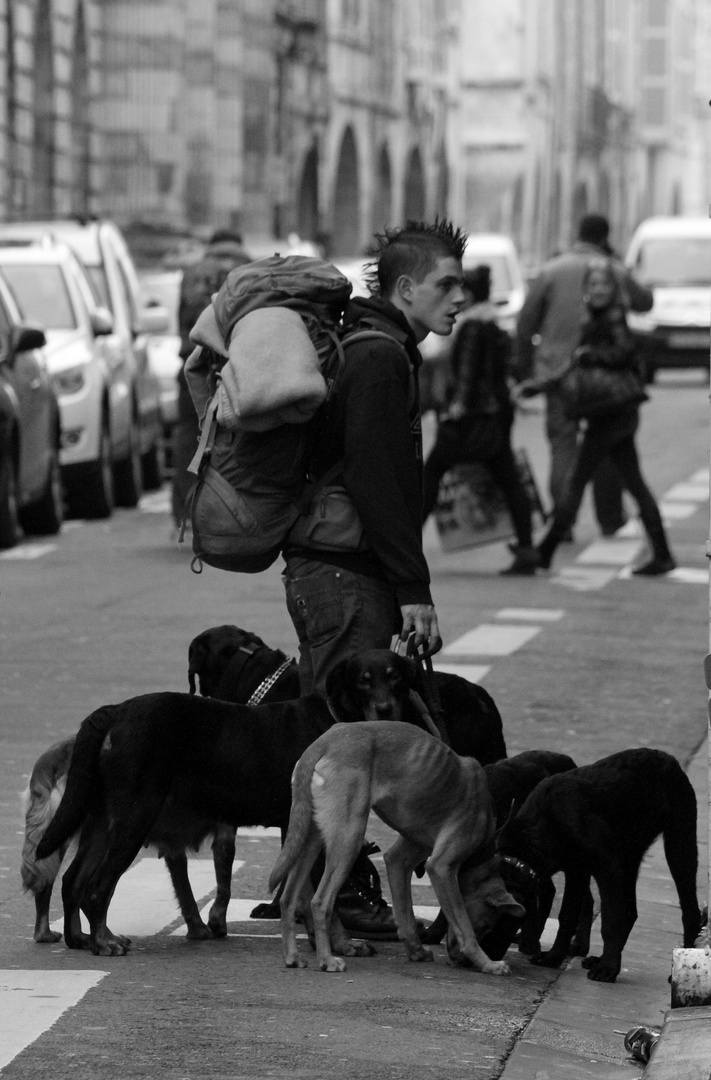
[498, 747, 702, 983]
[190, 625, 508, 765]
[420, 749, 579, 956]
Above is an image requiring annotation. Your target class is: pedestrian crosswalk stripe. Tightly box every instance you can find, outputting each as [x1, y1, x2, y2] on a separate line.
[433, 662, 491, 683]
[0, 970, 108, 1070]
[552, 566, 619, 591]
[442, 625, 540, 656]
[659, 502, 699, 520]
[49, 856, 234, 939]
[662, 481, 708, 502]
[495, 608, 565, 622]
[0, 543, 56, 560]
[576, 539, 644, 565]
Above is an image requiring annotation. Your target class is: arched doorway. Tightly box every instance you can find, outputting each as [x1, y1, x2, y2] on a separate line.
[297, 144, 319, 242]
[372, 144, 392, 233]
[70, 2, 91, 215]
[332, 126, 360, 256]
[32, 0, 55, 217]
[403, 147, 425, 221]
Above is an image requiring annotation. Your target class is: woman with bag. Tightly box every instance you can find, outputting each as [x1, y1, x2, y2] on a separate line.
[520, 259, 675, 576]
[422, 265, 537, 575]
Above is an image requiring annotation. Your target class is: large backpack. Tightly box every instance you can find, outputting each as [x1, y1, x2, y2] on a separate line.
[181, 255, 405, 574]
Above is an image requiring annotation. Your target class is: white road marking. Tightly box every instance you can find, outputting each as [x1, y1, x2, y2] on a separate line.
[0, 543, 56, 560]
[49, 857, 233, 938]
[667, 568, 708, 584]
[552, 566, 619, 591]
[138, 489, 171, 514]
[663, 481, 708, 502]
[690, 468, 709, 484]
[442, 625, 540, 656]
[495, 608, 565, 622]
[175, 898, 306, 939]
[575, 539, 644, 565]
[433, 662, 491, 682]
[659, 501, 701, 520]
[237, 826, 281, 839]
[0, 970, 108, 1070]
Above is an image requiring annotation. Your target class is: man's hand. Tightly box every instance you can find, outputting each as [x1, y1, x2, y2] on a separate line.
[399, 604, 442, 656]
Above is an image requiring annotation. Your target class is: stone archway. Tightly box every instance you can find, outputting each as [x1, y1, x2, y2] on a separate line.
[70, 1, 91, 215]
[297, 143, 319, 242]
[332, 126, 360, 256]
[403, 147, 426, 221]
[32, 0, 55, 216]
[373, 144, 392, 233]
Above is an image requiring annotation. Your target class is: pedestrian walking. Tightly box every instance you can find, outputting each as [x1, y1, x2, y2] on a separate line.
[283, 218, 467, 694]
[421, 264, 537, 575]
[516, 213, 653, 538]
[523, 259, 675, 576]
[172, 229, 251, 536]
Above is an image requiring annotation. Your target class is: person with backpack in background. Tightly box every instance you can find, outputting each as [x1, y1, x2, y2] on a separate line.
[171, 229, 251, 537]
[282, 218, 467, 696]
[515, 213, 653, 540]
[420, 264, 537, 575]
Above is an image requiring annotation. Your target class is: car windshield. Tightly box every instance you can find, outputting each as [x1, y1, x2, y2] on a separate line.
[0, 264, 77, 329]
[635, 238, 711, 286]
[463, 253, 513, 296]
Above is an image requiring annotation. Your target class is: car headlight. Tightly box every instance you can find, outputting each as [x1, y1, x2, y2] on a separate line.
[52, 365, 87, 396]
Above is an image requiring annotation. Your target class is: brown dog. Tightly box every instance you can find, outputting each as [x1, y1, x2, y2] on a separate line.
[269, 721, 524, 974]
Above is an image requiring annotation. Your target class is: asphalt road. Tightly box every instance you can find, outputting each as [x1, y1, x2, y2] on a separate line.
[0, 372, 708, 1079]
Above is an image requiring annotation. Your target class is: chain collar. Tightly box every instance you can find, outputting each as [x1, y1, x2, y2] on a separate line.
[246, 658, 294, 706]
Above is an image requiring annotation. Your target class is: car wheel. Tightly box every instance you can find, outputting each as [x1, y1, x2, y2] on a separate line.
[0, 451, 20, 549]
[141, 439, 163, 491]
[18, 448, 64, 536]
[113, 420, 144, 508]
[71, 420, 114, 519]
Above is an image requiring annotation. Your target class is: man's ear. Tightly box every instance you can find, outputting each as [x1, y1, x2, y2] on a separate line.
[394, 273, 414, 303]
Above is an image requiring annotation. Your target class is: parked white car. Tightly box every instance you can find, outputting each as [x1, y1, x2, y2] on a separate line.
[138, 268, 183, 428]
[625, 216, 711, 378]
[0, 238, 149, 519]
[0, 219, 167, 489]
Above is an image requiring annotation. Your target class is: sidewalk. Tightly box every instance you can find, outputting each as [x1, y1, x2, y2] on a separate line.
[499, 736, 710, 1079]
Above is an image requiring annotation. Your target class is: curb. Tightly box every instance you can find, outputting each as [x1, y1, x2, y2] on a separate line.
[643, 1006, 711, 1079]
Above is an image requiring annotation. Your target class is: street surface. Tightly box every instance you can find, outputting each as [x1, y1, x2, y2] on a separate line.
[0, 373, 708, 1079]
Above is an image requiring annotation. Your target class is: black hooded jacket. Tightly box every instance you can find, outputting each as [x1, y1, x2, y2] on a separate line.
[283, 295, 432, 608]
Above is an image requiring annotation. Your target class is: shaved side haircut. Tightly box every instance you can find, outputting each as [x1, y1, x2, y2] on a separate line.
[364, 218, 467, 298]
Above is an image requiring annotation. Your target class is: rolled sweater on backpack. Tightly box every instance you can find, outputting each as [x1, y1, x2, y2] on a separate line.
[284, 296, 432, 609]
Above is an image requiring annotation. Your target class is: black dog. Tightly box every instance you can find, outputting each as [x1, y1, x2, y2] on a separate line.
[498, 748, 702, 982]
[188, 624, 508, 764]
[34, 649, 462, 956]
[420, 750, 579, 955]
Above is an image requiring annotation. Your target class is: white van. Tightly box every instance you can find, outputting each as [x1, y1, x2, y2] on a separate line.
[625, 216, 711, 376]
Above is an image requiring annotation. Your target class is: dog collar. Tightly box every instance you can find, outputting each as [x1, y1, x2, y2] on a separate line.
[246, 659, 294, 706]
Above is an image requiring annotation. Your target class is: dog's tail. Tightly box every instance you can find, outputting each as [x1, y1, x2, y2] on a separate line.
[35, 706, 117, 861]
[267, 742, 324, 893]
[20, 736, 76, 893]
[662, 756, 702, 946]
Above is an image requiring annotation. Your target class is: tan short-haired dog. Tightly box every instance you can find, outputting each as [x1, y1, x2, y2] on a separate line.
[269, 721, 524, 974]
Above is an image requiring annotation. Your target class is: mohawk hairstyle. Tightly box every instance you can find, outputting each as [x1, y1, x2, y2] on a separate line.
[363, 217, 468, 297]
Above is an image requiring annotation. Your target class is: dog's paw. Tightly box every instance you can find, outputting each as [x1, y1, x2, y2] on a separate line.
[530, 949, 564, 968]
[319, 956, 347, 973]
[406, 943, 434, 963]
[285, 953, 308, 969]
[91, 939, 130, 957]
[581, 953, 600, 969]
[34, 929, 63, 944]
[584, 957, 619, 982]
[484, 959, 511, 976]
[186, 923, 213, 941]
[344, 939, 376, 958]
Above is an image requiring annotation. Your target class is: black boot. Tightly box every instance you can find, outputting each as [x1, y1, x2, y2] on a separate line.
[499, 545, 539, 576]
[633, 526, 676, 576]
[335, 844, 400, 940]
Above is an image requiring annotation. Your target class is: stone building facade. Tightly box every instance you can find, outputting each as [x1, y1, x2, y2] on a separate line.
[0, 1, 708, 267]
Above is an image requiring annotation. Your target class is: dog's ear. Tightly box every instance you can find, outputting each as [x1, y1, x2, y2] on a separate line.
[325, 657, 363, 723]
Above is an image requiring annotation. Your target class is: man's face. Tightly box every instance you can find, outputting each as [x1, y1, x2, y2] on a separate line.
[401, 256, 466, 342]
